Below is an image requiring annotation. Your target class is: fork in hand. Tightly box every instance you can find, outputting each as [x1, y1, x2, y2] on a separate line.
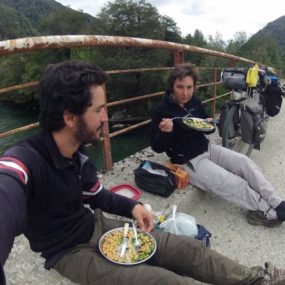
[172, 113, 192, 120]
[132, 220, 141, 251]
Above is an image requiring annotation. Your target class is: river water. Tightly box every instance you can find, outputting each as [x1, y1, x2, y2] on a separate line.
[0, 102, 150, 170]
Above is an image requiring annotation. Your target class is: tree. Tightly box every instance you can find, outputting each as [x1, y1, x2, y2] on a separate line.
[97, 0, 163, 39]
[160, 15, 182, 43]
[94, 0, 173, 117]
[227, 31, 248, 55]
[183, 29, 207, 65]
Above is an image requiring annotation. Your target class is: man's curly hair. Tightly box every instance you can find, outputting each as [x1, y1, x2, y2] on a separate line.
[39, 61, 107, 132]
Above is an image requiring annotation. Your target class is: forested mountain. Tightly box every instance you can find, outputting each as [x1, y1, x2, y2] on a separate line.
[256, 16, 285, 49]
[0, 0, 99, 39]
[238, 16, 285, 70]
[0, 3, 37, 39]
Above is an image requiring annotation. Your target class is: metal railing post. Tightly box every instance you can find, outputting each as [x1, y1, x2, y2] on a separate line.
[173, 50, 184, 65]
[211, 69, 217, 117]
[101, 85, 113, 171]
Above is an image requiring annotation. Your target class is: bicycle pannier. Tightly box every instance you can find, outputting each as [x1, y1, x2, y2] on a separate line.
[134, 160, 176, 197]
[221, 68, 248, 90]
[263, 84, 282, 117]
[240, 98, 266, 149]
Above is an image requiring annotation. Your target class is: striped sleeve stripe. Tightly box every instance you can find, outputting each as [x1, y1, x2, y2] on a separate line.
[0, 159, 28, 185]
[2, 157, 28, 174]
[82, 181, 103, 197]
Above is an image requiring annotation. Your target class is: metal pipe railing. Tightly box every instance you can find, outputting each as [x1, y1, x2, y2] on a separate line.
[0, 83, 226, 139]
[0, 35, 270, 171]
[0, 35, 259, 66]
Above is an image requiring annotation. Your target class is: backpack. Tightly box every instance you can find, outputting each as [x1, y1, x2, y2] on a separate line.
[263, 84, 283, 117]
[134, 160, 176, 197]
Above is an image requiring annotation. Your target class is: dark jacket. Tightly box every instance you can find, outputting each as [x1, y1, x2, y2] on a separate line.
[0, 132, 138, 269]
[151, 91, 210, 164]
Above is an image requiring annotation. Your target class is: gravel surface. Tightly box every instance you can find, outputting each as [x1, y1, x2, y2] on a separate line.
[4, 107, 285, 285]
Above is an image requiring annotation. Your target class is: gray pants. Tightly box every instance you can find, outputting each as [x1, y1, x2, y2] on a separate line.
[53, 209, 264, 285]
[183, 144, 282, 220]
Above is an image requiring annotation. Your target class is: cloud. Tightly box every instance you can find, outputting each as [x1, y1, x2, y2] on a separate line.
[148, 0, 175, 6]
[56, 0, 285, 41]
[57, 0, 106, 15]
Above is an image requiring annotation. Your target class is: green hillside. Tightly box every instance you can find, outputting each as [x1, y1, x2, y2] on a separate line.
[0, 3, 37, 39]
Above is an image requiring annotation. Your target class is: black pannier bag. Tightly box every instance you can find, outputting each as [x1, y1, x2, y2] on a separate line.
[221, 67, 248, 90]
[134, 160, 176, 197]
[263, 84, 283, 117]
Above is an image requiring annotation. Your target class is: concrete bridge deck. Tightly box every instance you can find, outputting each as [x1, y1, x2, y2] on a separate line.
[4, 106, 285, 285]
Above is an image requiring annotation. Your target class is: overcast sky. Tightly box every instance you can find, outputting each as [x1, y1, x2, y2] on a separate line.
[56, 0, 285, 41]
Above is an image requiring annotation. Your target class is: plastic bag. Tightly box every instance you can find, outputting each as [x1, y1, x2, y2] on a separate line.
[159, 205, 198, 237]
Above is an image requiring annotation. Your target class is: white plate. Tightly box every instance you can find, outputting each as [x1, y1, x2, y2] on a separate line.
[99, 227, 157, 265]
[181, 117, 215, 132]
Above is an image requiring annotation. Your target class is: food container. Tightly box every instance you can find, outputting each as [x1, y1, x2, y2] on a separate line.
[109, 184, 141, 200]
[99, 227, 157, 265]
[164, 162, 189, 189]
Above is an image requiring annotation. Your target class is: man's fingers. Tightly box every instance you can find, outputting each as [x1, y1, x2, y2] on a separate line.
[136, 217, 146, 231]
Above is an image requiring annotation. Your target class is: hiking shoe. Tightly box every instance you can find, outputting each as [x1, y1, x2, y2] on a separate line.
[260, 262, 285, 284]
[247, 211, 282, 228]
[275, 201, 285, 221]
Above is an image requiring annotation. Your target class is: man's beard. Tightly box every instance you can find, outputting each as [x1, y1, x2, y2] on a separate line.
[75, 116, 103, 145]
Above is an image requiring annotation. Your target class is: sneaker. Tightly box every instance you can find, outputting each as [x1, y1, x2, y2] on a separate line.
[247, 211, 282, 228]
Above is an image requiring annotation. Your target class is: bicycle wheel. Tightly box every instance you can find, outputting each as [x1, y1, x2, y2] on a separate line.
[222, 105, 253, 156]
[222, 104, 239, 148]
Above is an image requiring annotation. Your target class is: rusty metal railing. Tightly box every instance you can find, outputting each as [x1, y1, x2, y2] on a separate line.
[0, 35, 268, 171]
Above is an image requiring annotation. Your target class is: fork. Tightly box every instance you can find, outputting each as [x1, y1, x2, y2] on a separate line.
[119, 222, 129, 257]
[172, 114, 192, 120]
[132, 221, 141, 251]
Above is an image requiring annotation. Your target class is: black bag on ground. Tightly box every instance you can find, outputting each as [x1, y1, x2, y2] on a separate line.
[134, 160, 176, 197]
[263, 84, 283, 117]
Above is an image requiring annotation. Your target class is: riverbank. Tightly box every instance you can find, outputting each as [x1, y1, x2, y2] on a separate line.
[4, 106, 285, 284]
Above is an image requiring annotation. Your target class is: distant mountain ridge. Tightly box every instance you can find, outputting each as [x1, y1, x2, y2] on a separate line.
[237, 16, 285, 69]
[255, 16, 285, 49]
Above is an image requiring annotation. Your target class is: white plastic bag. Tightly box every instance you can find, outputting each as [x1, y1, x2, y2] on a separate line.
[159, 205, 198, 237]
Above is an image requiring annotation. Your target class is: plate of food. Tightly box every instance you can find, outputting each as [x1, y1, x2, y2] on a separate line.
[181, 117, 215, 132]
[99, 226, 156, 265]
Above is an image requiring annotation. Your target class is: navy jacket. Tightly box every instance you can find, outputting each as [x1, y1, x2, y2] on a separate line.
[0, 132, 138, 269]
[151, 91, 210, 164]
